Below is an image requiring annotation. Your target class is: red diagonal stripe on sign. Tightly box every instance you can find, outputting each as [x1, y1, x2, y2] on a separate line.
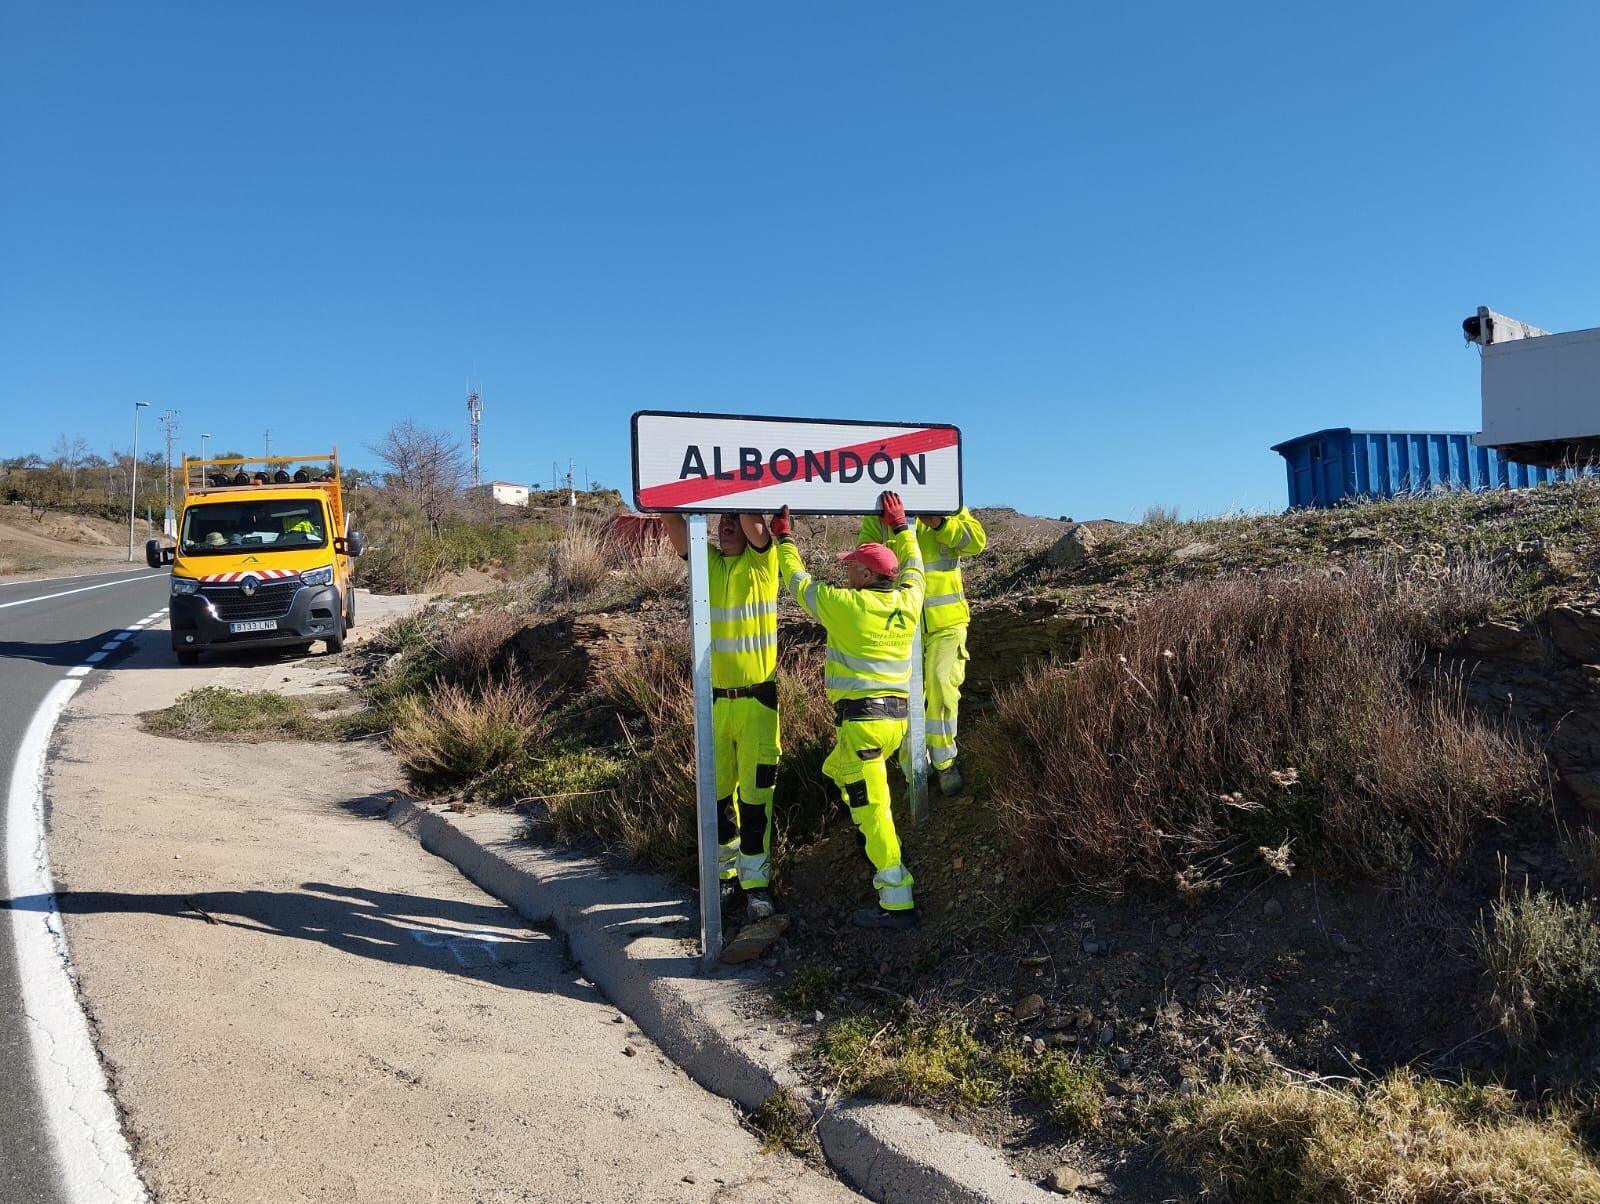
[638, 426, 957, 509]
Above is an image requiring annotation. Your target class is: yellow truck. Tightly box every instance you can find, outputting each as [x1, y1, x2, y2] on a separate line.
[146, 451, 364, 665]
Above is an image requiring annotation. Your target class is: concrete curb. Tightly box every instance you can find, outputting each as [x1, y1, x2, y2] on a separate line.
[387, 798, 1057, 1204]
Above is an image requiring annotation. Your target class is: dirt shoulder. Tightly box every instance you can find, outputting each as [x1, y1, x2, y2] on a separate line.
[48, 601, 858, 1203]
[0, 507, 138, 579]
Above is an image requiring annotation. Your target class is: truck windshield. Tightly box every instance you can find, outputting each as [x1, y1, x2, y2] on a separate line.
[179, 499, 329, 556]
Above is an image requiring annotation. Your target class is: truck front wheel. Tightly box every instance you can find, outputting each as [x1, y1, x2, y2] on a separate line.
[324, 623, 345, 655]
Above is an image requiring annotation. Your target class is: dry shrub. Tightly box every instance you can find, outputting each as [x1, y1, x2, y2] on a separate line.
[390, 677, 552, 793]
[1477, 884, 1600, 1049]
[439, 609, 518, 681]
[548, 525, 610, 598]
[976, 565, 1541, 888]
[553, 638, 837, 875]
[625, 536, 686, 598]
[1566, 826, 1600, 897]
[1165, 1070, 1600, 1204]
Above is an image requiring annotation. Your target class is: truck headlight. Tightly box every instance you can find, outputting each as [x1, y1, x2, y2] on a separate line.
[171, 577, 199, 596]
[300, 566, 334, 587]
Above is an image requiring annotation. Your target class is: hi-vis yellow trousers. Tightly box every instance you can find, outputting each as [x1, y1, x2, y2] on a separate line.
[714, 695, 781, 890]
[923, 625, 969, 771]
[823, 716, 916, 911]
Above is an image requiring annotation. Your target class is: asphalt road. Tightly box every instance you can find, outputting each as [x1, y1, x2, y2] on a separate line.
[0, 567, 169, 1204]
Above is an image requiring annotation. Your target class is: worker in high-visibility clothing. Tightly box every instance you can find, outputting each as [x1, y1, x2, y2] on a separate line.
[859, 505, 987, 795]
[771, 491, 924, 929]
[662, 511, 780, 923]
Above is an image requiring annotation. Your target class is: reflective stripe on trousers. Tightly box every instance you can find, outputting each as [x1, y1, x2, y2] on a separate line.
[873, 864, 915, 910]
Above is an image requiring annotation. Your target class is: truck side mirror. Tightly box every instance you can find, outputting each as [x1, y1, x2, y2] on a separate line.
[339, 531, 365, 557]
[145, 539, 163, 569]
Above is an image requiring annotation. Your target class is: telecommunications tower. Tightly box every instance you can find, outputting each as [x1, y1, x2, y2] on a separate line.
[466, 381, 483, 487]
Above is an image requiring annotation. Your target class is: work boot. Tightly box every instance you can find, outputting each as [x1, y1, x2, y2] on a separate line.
[851, 906, 921, 931]
[937, 763, 965, 797]
[744, 888, 775, 923]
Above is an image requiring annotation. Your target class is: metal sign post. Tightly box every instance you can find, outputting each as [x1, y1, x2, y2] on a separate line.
[686, 515, 723, 967]
[907, 625, 929, 827]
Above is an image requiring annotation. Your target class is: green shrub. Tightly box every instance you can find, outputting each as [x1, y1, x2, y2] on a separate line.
[1029, 1051, 1104, 1131]
[782, 965, 840, 1014]
[816, 1010, 995, 1107]
[1477, 885, 1600, 1048]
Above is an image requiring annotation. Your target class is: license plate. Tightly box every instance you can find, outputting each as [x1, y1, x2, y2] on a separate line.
[229, 619, 278, 633]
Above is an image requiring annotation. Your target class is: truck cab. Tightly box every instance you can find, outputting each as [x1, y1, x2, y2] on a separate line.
[147, 451, 364, 665]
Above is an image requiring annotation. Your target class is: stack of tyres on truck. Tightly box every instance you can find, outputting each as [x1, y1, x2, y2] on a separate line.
[147, 450, 365, 664]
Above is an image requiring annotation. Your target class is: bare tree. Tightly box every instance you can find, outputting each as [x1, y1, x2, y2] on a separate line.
[52, 434, 90, 504]
[368, 421, 465, 534]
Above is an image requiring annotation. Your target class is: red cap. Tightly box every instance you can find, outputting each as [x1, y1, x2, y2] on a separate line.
[837, 542, 898, 577]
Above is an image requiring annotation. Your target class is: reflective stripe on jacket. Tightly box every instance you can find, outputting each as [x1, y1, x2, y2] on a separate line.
[708, 541, 778, 689]
[859, 508, 985, 632]
[777, 528, 924, 703]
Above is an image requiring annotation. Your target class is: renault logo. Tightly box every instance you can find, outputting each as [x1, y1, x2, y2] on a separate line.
[240, 575, 259, 597]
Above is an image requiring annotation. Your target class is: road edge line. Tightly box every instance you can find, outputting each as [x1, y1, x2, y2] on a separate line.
[5, 680, 149, 1203]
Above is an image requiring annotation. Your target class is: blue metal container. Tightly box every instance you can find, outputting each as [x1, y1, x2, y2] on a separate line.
[1271, 428, 1591, 509]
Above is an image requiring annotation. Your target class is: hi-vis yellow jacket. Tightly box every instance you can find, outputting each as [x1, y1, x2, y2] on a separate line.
[707, 541, 778, 689]
[859, 508, 986, 633]
[777, 528, 924, 703]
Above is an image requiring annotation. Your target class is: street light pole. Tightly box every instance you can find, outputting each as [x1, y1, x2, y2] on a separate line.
[200, 433, 212, 484]
[127, 401, 150, 562]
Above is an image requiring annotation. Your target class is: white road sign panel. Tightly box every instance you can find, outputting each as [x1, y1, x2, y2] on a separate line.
[632, 411, 963, 515]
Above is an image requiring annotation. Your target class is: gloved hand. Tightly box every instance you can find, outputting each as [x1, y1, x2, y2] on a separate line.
[769, 505, 792, 539]
[879, 491, 907, 533]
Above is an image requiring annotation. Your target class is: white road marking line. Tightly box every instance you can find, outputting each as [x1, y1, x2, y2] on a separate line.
[65, 666, 91, 678]
[0, 566, 155, 591]
[6, 681, 150, 1202]
[83, 652, 107, 663]
[0, 575, 162, 611]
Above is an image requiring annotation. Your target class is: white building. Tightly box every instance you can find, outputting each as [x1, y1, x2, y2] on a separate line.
[467, 481, 530, 507]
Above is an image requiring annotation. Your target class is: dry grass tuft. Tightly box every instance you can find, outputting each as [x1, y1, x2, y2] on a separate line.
[976, 565, 1541, 888]
[1565, 826, 1600, 897]
[439, 609, 518, 681]
[625, 537, 685, 598]
[547, 525, 610, 598]
[1476, 883, 1600, 1049]
[1165, 1070, 1600, 1204]
[389, 677, 553, 793]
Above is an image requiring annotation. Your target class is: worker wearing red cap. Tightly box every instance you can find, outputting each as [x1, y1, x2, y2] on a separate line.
[859, 505, 986, 796]
[770, 491, 924, 929]
[662, 512, 780, 924]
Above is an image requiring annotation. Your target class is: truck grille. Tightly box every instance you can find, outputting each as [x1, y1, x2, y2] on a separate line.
[200, 578, 300, 621]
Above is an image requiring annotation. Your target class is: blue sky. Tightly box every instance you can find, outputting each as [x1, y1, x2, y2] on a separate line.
[2, 2, 1596, 520]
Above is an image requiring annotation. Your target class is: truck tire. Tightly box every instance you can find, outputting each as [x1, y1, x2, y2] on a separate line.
[177, 649, 200, 666]
[344, 587, 356, 630]
[324, 622, 345, 655]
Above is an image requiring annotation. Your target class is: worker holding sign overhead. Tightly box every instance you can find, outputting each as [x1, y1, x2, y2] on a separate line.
[662, 512, 781, 924]
[772, 491, 924, 929]
[859, 506, 986, 796]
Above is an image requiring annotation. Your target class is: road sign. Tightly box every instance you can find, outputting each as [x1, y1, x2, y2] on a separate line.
[632, 411, 963, 515]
